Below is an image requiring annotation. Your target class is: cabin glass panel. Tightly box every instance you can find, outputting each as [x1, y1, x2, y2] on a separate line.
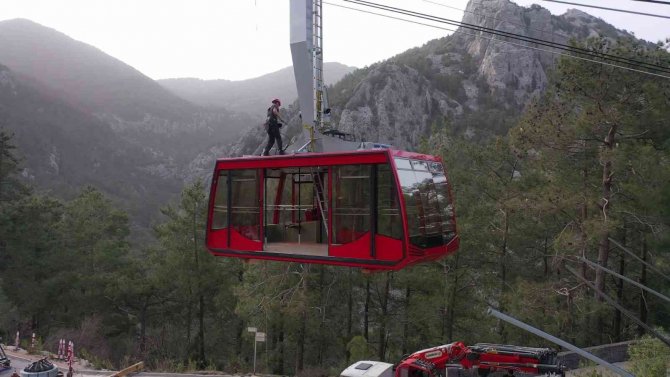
[333, 165, 370, 244]
[430, 162, 456, 241]
[212, 171, 228, 229]
[396, 158, 455, 248]
[377, 164, 402, 239]
[231, 169, 260, 240]
[263, 167, 328, 255]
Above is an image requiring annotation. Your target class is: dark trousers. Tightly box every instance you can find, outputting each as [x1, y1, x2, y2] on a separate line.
[262, 124, 283, 156]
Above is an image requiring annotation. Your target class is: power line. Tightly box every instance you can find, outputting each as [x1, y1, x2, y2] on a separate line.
[346, 0, 670, 73]
[630, 0, 670, 4]
[342, 0, 670, 74]
[609, 237, 670, 283]
[578, 256, 670, 305]
[543, 0, 670, 19]
[423, 0, 564, 41]
[566, 264, 670, 348]
[325, 1, 670, 79]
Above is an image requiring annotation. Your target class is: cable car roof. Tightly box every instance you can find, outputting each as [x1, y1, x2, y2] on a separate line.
[214, 149, 444, 170]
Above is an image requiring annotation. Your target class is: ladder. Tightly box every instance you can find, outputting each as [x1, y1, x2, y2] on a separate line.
[311, 169, 328, 238]
[312, 0, 325, 131]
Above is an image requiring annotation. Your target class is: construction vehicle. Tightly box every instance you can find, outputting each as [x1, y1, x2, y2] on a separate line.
[0, 343, 10, 372]
[341, 341, 564, 377]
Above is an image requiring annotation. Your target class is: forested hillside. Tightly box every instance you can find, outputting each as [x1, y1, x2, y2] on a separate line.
[3, 39, 669, 374]
[1, 1, 669, 376]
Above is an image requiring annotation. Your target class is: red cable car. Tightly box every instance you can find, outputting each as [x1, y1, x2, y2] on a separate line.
[205, 149, 458, 270]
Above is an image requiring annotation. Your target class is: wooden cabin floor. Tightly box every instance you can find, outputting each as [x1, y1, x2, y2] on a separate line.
[264, 242, 328, 256]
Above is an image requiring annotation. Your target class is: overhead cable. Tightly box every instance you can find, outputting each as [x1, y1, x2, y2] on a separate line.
[422, 0, 565, 41]
[578, 256, 670, 305]
[631, 0, 670, 4]
[565, 265, 670, 348]
[325, 1, 670, 79]
[543, 0, 670, 19]
[609, 237, 670, 283]
[343, 0, 670, 74]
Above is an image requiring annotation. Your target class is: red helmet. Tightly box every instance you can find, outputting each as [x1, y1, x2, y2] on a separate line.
[272, 98, 281, 106]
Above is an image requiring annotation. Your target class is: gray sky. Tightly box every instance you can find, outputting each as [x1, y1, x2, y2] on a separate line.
[1, 0, 668, 81]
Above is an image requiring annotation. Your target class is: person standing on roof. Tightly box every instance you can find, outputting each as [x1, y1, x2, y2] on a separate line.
[263, 98, 287, 156]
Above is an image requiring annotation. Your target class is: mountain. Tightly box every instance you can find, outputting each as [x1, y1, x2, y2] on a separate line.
[331, 1, 639, 148]
[158, 62, 355, 118]
[0, 63, 179, 237]
[0, 19, 253, 166]
[0, 18, 255, 240]
[0, 19, 192, 121]
[224, 0, 644, 155]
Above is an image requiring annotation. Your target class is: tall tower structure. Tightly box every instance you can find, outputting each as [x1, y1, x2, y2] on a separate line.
[290, 0, 326, 152]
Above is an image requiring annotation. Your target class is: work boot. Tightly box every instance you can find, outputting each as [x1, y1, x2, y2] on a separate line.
[279, 150, 286, 155]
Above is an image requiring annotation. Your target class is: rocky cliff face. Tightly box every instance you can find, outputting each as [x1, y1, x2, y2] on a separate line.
[227, 0, 639, 154]
[335, 0, 637, 149]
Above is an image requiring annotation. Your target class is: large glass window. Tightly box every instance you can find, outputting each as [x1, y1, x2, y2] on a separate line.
[395, 158, 456, 248]
[263, 168, 328, 251]
[377, 164, 402, 239]
[212, 171, 228, 230]
[333, 165, 370, 244]
[430, 162, 456, 241]
[231, 169, 260, 240]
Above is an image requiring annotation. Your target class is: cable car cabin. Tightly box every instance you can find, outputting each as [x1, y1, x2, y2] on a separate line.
[206, 149, 458, 270]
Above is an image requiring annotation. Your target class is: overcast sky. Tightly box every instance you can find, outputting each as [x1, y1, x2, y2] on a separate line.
[1, 0, 668, 81]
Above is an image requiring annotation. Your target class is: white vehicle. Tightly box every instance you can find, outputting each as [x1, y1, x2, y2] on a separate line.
[340, 361, 394, 377]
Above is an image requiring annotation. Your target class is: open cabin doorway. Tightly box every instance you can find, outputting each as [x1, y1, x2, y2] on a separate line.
[263, 167, 329, 256]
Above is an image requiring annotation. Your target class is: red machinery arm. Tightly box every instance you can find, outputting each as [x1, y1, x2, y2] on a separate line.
[396, 342, 564, 376]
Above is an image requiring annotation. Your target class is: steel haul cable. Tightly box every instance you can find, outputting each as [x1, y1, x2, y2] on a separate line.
[542, 0, 670, 19]
[342, 0, 670, 74]
[325, 1, 670, 79]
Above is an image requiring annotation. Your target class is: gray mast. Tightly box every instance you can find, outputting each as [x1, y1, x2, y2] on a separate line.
[289, 0, 367, 153]
[290, 0, 321, 152]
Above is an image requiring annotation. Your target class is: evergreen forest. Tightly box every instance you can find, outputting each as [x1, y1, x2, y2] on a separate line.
[1, 39, 669, 376]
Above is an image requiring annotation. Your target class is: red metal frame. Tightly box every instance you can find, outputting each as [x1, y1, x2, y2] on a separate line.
[388, 154, 410, 260]
[259, 169, 265, 244]
[327, 166, 333, 248]
[272, 172, 286, 224]
[206, 149, 459, 270]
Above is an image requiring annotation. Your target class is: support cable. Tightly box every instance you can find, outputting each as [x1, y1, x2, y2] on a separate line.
[342, 0, 670, 73]
[631, 0, 670, 4]
[609, 237, 670, 283]
[325, 1, 670, 79]
[578, 256, 670, 305]
[565, 265, 670, 348]
[543, 0, 670, 19]
[487, 307, 634, 377]
[423, 0, 573, 43]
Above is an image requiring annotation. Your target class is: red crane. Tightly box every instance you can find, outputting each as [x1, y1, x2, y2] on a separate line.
[341, 342, 564, 377]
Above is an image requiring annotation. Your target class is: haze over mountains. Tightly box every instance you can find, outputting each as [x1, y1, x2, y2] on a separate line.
[0, 18, 351, 239]
[0, 0, 657, 239]
[158, 62, 355, 117]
